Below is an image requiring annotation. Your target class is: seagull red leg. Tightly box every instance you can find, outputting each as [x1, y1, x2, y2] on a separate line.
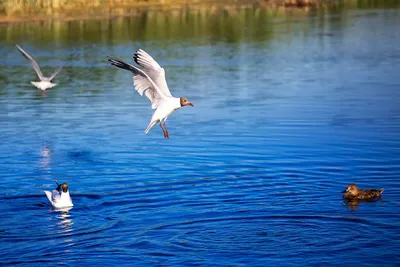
[159, 122, 167, 138]
[163, 120, 169, 139]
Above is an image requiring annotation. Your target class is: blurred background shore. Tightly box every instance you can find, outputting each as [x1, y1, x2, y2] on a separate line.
[1, 0, 398, 23]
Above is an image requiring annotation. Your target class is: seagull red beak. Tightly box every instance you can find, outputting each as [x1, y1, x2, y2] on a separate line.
[188, 103, 194, 107]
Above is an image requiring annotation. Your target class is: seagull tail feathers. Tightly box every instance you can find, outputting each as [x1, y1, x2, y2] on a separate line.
[44, 190, 53, 204]
[145, 120, 159, 134]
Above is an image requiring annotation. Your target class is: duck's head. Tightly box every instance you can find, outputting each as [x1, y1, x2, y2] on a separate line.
[342, 184, 359, 196]
[61, 183, 69, 193]
[180, 97, 194, 107]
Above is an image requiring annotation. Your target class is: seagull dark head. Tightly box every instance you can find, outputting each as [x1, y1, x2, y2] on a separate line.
[61, 183, 69, 193]
[180, 97, 194, 107]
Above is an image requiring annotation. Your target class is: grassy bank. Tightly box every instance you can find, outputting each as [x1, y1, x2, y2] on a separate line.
[0, 0, 398, 23]
[0, 0, 334, 22]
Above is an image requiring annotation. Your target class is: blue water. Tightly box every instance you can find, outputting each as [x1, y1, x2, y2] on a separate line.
[1, 6, 400, 266]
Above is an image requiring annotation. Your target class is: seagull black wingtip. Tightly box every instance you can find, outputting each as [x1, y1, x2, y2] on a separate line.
[133, 53, 139, 65]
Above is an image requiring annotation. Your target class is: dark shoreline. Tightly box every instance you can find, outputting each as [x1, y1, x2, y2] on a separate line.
[0, 0, 338, 24]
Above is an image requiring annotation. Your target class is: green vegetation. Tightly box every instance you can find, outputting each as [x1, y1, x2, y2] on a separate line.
[0, 1, 357, 47]
[0, 0, 398, 22]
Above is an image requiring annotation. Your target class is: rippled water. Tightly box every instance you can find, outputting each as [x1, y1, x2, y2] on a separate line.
[1, 4, 400, 266]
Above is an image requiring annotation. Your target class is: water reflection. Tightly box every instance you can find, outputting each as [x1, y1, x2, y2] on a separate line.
[54, 207, 75, 252]
[344, 199, 360, 210]
[343, 198, 384, 211]
[56, 207, 74, 234]
[40, 143, 52, 170]
[0, 4, 343, 47]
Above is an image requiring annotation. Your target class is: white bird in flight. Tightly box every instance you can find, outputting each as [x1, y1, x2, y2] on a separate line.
[44, 179, 74, 209]
[16, 44, 70, 95]
[107, 49, 194, 139]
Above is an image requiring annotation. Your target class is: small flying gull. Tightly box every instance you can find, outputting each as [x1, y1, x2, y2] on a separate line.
[44, 179, 74, 209]
[16, 44, 70, 95]
[107, 49, 194, 138]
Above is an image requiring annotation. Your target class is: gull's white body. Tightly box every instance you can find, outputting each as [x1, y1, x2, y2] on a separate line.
[31, 81, 57, 91]
[108, 49, 190, 134]
[16, 45, 68, 92]
[44, 189, 73, 209]
[145, 97, 181, 133]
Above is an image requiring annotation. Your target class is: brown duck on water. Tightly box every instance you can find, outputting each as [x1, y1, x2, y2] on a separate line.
[342, 184, 384, 200]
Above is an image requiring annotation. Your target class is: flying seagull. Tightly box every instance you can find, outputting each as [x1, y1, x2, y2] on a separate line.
[107, 49, 194, 138]
[44, 178, 73, 209]
[16, 44, 70, 95]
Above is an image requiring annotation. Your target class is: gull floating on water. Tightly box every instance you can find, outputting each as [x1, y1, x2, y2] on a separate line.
[16, 44, 70, 95]
[107, 49, 194, 138]
[44, 179, 74, 209]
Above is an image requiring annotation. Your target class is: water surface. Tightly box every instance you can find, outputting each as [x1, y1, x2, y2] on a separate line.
[1, 5, 400, 266]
